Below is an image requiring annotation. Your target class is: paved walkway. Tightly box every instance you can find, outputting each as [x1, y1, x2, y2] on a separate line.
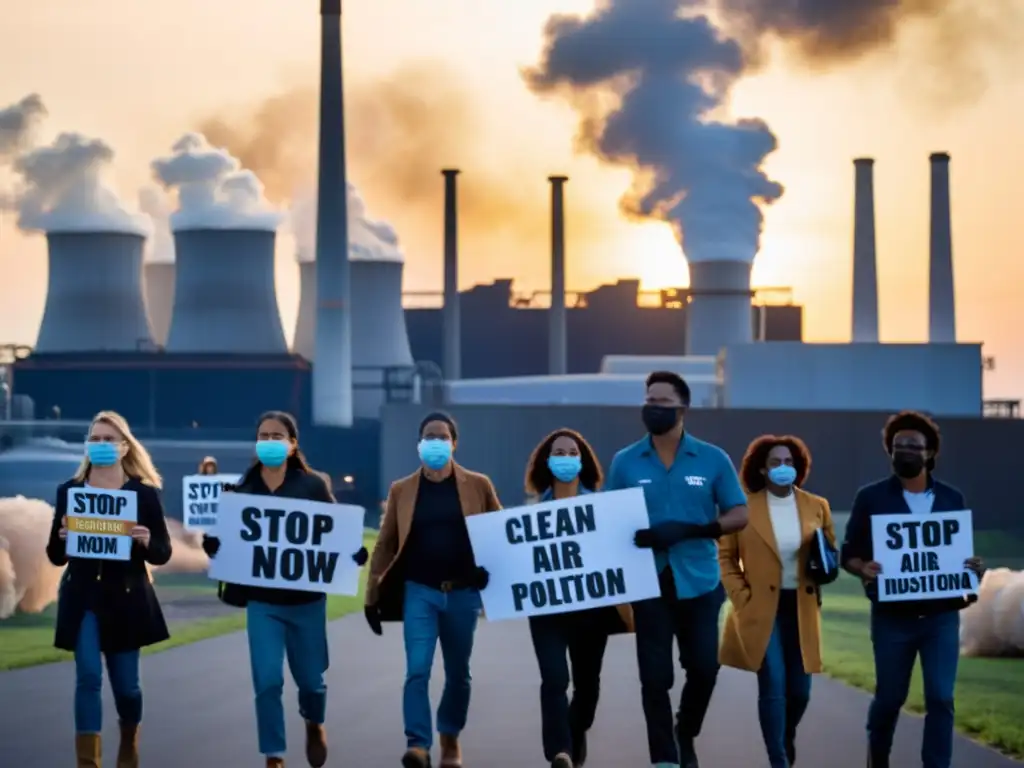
[0, 615, 1018, 767]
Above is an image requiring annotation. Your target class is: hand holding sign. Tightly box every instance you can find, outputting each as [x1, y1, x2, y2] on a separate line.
[59, 515, 68, 540]
[860, 560, 882, 582]
[131, 525, 151, 548]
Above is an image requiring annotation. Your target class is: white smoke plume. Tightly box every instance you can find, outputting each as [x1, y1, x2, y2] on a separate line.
[151, 133, 283, 232]
[0, 496, 64, 619]
[152, 517, 210, 575]
[11, 132, 151, 236]
[138, 185, 175, 263]
[0, 93, 47, 162]
[291, 181, 404, 263]
[960, 568, 1024, 657]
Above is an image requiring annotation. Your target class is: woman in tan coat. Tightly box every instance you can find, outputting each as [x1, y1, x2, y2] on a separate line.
[719, 435, 836, 768]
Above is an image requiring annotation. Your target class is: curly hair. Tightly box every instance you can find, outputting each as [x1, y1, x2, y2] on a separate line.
[740, 434, 812, 493]
[882, 410, 940, 471]
[525, 428, 603, 496]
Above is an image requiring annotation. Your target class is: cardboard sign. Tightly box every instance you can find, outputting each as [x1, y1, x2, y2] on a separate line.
[207, 492, 365, 595]
[182, 474, 238, 531]
[465, 487, 661, 621]
[870, 510, 978, 602]
[66, 487, 139, 561]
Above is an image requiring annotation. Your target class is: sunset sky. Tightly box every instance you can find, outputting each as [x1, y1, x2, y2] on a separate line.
[1, 0, 1023, 398]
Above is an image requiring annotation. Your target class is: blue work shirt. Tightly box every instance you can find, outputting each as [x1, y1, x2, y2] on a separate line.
[539, 485, 594, 502]
[606, 432, 746, 599]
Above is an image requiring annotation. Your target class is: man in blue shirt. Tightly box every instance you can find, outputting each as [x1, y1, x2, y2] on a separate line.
[606, 371, 749, 768]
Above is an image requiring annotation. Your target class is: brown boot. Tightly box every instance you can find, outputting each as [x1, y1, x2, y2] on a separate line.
[75, 733, 101, 768]
[116, 722, 140, 768]
[266, 758, 285, 768]
[439, 733, 462, 767]
[401, 746, 431, 768]
[304, 721, 327, 767]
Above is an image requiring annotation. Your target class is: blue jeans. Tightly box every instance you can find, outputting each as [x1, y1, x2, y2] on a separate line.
[74, 611, 142, 733]
[867, 608, 960, 768]
[757, 590, 811, 768]
[402, 581, 481, 750]
[247, 599, 329, 757]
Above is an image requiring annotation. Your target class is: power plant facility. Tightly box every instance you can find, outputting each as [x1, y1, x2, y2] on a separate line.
[0, 1, 1016, 532]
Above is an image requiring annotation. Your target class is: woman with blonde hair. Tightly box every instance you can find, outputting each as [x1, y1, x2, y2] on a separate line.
[45, 411, 172, 768]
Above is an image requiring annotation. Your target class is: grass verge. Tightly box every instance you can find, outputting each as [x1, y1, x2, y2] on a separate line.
[821, 519, 1024, 758]
[0, 532, 376, 672]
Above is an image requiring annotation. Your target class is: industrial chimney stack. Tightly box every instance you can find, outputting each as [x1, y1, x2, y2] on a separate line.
[312, 0, 354, 427]
[442, 169, 461, 381]
[928, 152, 956, 343]
[851, 158, 879, 342]
[548, 175, 568, 375]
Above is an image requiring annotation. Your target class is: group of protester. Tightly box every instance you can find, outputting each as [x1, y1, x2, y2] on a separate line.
[44, 371, 985, 768]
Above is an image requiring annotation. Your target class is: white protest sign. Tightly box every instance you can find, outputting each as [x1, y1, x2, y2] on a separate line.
[66, 487, 139, 561]
[182, 474, 238, 531]
[871, 510, 978, 602]
[465, 487, 660, 621]
[207, 492, 365, 595]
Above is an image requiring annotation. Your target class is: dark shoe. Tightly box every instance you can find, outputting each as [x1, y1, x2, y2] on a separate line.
[439, 733, 462, 767]
[75, 733, 101, 768]
[867, 746, 889, 768]
[402, 747, 432, 768]
[305, 721, 327, 767]
[266, 759, 285, 768]
[551, 753, 573, 768]
[571, 727, 588, 766]
[116, 722, 139, 768]
[678, 735, 699, 768]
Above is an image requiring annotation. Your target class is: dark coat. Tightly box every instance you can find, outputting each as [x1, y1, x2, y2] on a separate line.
[46, 477, 173, 653]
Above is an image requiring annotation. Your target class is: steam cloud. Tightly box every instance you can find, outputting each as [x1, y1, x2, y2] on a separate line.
[151, 133, 283, 232]
[960, 568, 1024, 657]
[291, 182, 403, 263]
[0, 94, 46, 162]
[138, 186, 175, 263]
[0, 496, 63, 619]
[11, 132, 150, 236]
[525, 0, 783, 264]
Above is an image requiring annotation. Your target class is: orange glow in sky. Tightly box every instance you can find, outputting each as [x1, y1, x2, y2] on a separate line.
[0, 0, 1022, 397]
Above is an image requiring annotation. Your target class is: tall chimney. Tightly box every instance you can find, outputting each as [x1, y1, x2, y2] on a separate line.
[442, 169, 461, 381]
[851, 158, 879, 343]
[928, 152, 956, 343]
[312, 0, 353, 426]
[548, 175, 568, 375]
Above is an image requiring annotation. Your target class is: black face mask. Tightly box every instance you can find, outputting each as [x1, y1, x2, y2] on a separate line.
[892, 451, 926, 479]
[642, 405, 680, 436]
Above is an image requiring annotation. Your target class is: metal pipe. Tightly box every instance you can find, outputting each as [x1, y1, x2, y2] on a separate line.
[548, 175, 568, 375]
[442, 169, 461, 381]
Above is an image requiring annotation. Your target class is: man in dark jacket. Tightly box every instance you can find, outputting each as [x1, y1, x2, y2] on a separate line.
[840, 410, 984, 768]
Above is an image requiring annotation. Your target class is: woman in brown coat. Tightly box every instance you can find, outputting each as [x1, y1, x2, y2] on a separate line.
[719, 435, 836, 768]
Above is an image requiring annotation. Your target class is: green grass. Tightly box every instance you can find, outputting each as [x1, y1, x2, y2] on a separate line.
[0, 533, 376, 672]
[821, 515, 1024, 758]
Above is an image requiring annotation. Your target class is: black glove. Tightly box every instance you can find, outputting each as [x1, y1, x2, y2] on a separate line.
[470, 566, 490, 591]
[202, 535, 221, 558]
[352, 546, 369, 566]
[634, 521, 723, 550]
[364, 605, 383, 636]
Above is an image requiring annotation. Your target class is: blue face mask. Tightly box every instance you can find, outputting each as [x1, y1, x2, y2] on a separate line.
[255, 439, 290, 468]
[768, 464, 797, 487]
[86, 442, 120, 468]
[548, 455, 582, 483]
[418, 438, 452, 471]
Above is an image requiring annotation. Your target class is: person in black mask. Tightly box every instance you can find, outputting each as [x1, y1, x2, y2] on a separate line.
[840, 410, 984, 768]
[605, 371, 749, 768]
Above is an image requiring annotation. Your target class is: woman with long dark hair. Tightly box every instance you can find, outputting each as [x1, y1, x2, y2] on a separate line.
[203, 411, 368, 768]
[719, 434, 835, 768]
[46, 410, 173, 768]
[524, 428, 633, 768]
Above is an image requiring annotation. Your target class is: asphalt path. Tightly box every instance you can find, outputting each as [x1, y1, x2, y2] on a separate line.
[0, 615, 1018, 767]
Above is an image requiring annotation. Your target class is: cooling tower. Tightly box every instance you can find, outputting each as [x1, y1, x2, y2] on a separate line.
[312, 0, 354, 427]
[35, 231, 155, 353]
[143, 261, 175, 346]
[294, 258, 414, 418]
[165, 229, 286, 353]
[685, 261, 753, 356]
[929, 152, 956, 343]
[442, 169, 461, 381]
[851, 158, 879, 342]
[549, 176, 568, 375]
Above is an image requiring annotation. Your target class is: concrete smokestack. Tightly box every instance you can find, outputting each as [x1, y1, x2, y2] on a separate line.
[929, 152, 956, 343]
[548, 175, 568, 375]
[312, 0, 353, 426]
[851, 158, 879, 343]
[442, 169, 461, 381]
[685, 261, 753, 355]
